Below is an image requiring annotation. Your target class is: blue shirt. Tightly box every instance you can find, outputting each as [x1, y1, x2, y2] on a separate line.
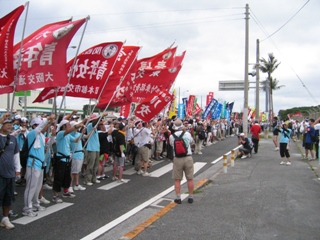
[56, 131, 74, 162]
[86, 123, 100, 152]
[27, 130, 45, 170]
[279, 128, 292, 144]
[0, 134, 19, 178]
[305, 126, 315, 144]
[71, 132, 84, 160]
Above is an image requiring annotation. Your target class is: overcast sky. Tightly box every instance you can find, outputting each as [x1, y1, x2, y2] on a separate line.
[2, 0, 319, 115]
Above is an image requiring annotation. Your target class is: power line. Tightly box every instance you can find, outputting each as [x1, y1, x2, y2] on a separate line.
[261, 0, 310, 41]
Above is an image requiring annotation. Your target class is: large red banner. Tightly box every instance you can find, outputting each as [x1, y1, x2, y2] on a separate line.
[134, 88, 174, 122]
[13, 18, 86, 91]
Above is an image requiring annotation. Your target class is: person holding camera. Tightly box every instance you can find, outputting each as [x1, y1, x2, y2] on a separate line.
[238, 133, 252, 159]
[278, 122, 292, 165]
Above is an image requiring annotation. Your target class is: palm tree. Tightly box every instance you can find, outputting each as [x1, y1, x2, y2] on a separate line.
[259, 53, 283, 119]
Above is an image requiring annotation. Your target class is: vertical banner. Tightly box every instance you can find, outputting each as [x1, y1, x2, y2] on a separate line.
[206, 92, 214, 107]
[178, 103, 185, 120]
[225, 109, 230, 122]
[186, 95, 195, 117]
[221, 101, 226, 119]
[168, 89, 177, 119]
[212, 100, 223, 119]
[202, 98, 218, 119]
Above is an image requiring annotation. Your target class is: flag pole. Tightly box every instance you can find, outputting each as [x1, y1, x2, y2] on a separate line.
[57, 15, 90, 119]
[10, 1, 29, 113]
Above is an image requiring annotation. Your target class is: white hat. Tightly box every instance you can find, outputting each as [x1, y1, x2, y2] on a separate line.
[30, 117, 43, 126]
[172, 119, 183, 130]
[14, 114, 21, 120]
[57, 120, 69, 131]
[21, 117, 28, 122]
[70, 121, 77, 128]
[239, 133, 245, 136]
[72, 115, 79, 119]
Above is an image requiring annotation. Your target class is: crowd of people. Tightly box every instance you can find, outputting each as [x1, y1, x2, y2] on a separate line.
[0, 111, 248, 230]
[2, 109, 319, 230]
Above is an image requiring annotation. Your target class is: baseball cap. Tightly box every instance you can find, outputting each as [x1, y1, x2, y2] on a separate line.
[3, 118, 13, 124]
[57, 120, 69, 132]
[239, 133, 245, 136]
[30, 117, 43, 126]
[14, 114, 21, 120]
[72, 115, 79, 119]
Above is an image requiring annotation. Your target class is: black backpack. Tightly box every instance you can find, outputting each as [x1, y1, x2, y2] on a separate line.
[198, 128, 206, 140]
[20, 137, 35, 169]
[172, 132, 188, 158]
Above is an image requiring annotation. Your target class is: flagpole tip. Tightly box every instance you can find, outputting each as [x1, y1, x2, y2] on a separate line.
[86, 15, 91, 20]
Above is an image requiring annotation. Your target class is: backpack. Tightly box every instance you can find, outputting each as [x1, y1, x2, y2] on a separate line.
[172, 132, 188, 158]
[198, 128, 206, 140]
[310, 130, 319, 143]
[20, 137, 35, 169]
[247, 138, 254, 149]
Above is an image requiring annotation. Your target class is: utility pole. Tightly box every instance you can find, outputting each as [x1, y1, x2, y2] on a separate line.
[243, 4, 250, 134]
[255, 39, 260, 120]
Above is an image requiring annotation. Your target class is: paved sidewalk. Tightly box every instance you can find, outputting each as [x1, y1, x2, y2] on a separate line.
[133, 138, 320, 240]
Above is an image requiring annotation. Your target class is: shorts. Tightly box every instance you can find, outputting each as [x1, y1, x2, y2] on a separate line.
[136, 146, 149, 162]
[172, 155, 194, 180]
[305, 143, 314, 150]
[0, 176, 15, 206]
[115, 156, 125, 167]
[156, 141, 163, 153]
[71, 159, 84, 174]
[272, 135, 278, 141]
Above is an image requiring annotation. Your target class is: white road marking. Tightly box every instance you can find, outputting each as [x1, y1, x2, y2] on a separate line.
[12, 203, 73, 225]
[98, 179, 131, 190]
[150, 163, 173, 177]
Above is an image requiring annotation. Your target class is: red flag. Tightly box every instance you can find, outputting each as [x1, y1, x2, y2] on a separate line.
[172, 50, 186, 67]
[13, 18, 86, 91]
[0, 5, 24, 86]
[134, 88, 174, 122]
[129, 65, 182, 99]
[119, 103, 131, 118]
[33, 42, 125, 103]
[137, 47, 177, 71]
[194, 103, 202, 115]
[186, 95, 196, 117]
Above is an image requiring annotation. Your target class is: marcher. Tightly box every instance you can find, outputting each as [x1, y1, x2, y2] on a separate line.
[169, 119, 195, 204]
[250, 120, 262, 154]
[0, 114, 20, 230]
[52, 120, 84, 203]
[304, 118, 316, 160]
[278, 122, 292, 165]
[22, 115, 55, 217]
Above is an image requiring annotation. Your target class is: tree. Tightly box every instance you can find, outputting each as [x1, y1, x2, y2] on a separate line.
[259, 53, 283, 121]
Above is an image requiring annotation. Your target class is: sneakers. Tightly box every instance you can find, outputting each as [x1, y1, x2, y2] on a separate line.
[8, 210, 18, 218]
[137, 171, 143, 175]
[198, 152, 203, 155]
[94, 180, 101, 184]
[188, 198, 194, 204]
[112, 177, 118, 181]
[39, 196, 50, 205]
[62, 192, 76, 198]
[174, 199, 182, 204]
[275, 147, 279, 151]
[117, 179, 126, 183]
[142, 172, 151, 177]
[52, 196, 63, 203]
[280, 161, 286, 165]
[43, 183, 53, 190]
[0, 218, 15, 230]
[83, 181, 93, 186]
[286, 161, 292, 166]
[74, 185, 86, 191]
[22, 210, 38, 217]
[32, 205, 46, 211]
[241, 155, 248, 159]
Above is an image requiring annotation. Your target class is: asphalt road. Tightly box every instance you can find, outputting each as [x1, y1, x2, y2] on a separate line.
[1, 136, 236, 240]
